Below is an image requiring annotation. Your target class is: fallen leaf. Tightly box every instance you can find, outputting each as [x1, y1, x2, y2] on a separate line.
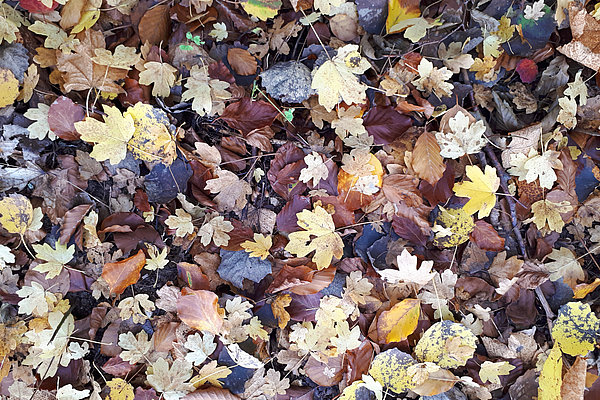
[32, 241, 75, 279]
[101, 249, 146, 295]
[377, 298, 421, 343]
[0, 68, 19, 108]
[414, 320, 477, 368]
[241, 233, 272, 260]
[368, 348, 417, 393]
[284, 205, 344, 269]
[271, 293, 292, 328]
[177, 289, 224, 334]
[411, 131, 445, 185]
[106, 378, 134, 400]
[218, 249, 272, 288]
[453, 165, 499, 218]
[552, 302, 600, 356]
[0, 194, 43, 235]
[479, 361, 515, 385]
[138, 61, 178, 98]
[538, 344, 563, 400]
[377, 249, 435, 287]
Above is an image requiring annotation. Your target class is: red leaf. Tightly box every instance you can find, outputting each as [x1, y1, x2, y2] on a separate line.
[102, 355, 137, 376]
[276, 195, 311, 232]
[363, 106, 412, 145]
[516, 59, 538, 83]
[267, 143, 307, 199]
[101, 249, 146, 295]
[134, 189, 152, 213]
[470, 220, 505, 252]
[219, 98, 279, 135]
[48, 96, 85, 140]
[177, 262, 211, 290]
[20, 0, 58, 13]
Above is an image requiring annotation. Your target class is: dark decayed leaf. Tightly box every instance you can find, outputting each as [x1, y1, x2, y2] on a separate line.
[218, 249, 272, 288]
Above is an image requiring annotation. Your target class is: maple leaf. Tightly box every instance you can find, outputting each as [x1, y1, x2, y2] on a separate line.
[181, 65, 231, 117]
[564, 70, 588, 106]
[145, 244, 169, 271]
[92, 45, 140, 70]
[16, 281, 54, 316]
[209, 22, 228, 41]
[56, 385, 89, 400]
[118, 293, 155, 324]
[24, 104, 53, 141]
[557, 96, 577, 129]
[241, 233, 272, 260]
[438, 42, 474, 73]
[545, 247, 583, 289]
[453, 165, 499, 218]
[193, 360, 232, 387]
[56, 30, 127, 93]
[313, 0, 344, 15]
[527, 199, 572, 234]
[165, 209, 194, 237]
[146, 358, 194, 400]
[197, 215, 234, 247]
[31, 241, 75, 279]
[299, 152, 330, 186]
[205, 169, 252, 212]
[435, 110, 487, 159]
[524, 0, 545, 21]
[285, 205, 344, 269]
[377, 249, 435, 287]
[412, 58, 453, 98]
[470, 56, 497, 82]
[508, 148, 563, 189]
[74, 105, 135, 164]
[331, 106, 366, 139]
[184, 332, 216, 366]
[479, 361, 515, 385]
[138, 61, 177, 98]
[311, 44, 370, 111]
[118, 331, 152, 364]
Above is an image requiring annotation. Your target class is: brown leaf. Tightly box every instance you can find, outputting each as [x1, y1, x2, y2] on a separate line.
[220, 97, 279, 135]
[411, 131, 445, 185]
[48, 96, 85, 140]
[101, 249, 146, 295]
[267, 264, 335, 295]
[177, 262, 210, 290]
[56, 30, 127, 93]
[153, 321, 179, 352]
[227, 48, 258, 76]
[345, 340, 375, 384]
[362, 106, 412, 145]
[176, 288, 224, 334]
[558, 4, 600, 71]
[101, 320, 122, 356]
[419, 162, 455, 206]
[138, 4, 171, 45]
[134, 189, 152, 213]
[382, 174, 423, 207]
[102, 355, 137, 377]
[561, 356, 587, 400]
[267, 143, 307, 200]
[59, 204, 91, 247]
[556, 149, 578, 201]
[305, 355, 343, 386]
[183, 387, 241, 400]
[276, 195, 311, 232]
[470, 220, 505, 252]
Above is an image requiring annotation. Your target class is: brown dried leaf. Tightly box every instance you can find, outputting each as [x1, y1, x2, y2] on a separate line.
[412, 131, 445, 185]
[176, 288, 224, 334]
[138, 4, 171, 45]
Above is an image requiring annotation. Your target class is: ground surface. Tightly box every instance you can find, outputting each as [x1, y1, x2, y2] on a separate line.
[1, 0, 600, 399]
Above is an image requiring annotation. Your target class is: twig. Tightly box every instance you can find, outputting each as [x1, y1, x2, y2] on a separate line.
[484, 146, 527, 258]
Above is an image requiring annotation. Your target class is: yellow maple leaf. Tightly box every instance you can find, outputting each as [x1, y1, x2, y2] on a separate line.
[191, 360, 232, 388]
[453, 165, 500, 218]
[32, 242, 75, 279]
[74, 105, 135, 164]
[181, 65, 231, 117]
[0, 194, 43, 235]
[311, 44, 370, 112]
[528, 199, 572, 234]
[241, 233, 272, 260]
[479, 361, 515, 385]
[106, 378, 134, 400]
[138, 61, 178, 98]
[285, 205, 344, 270]
[271, 293, 292, 329]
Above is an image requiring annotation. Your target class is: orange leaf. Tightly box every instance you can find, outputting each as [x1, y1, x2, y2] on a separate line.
[271, 293, 292, 329]
[573, 278, 600, 299]
[411, 131, 445, 185]
[101, 249, 145, 295]
[177, 289, 224, 334]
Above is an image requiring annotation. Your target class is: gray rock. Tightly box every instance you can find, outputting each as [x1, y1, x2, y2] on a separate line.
[260, 61, 315, 103]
